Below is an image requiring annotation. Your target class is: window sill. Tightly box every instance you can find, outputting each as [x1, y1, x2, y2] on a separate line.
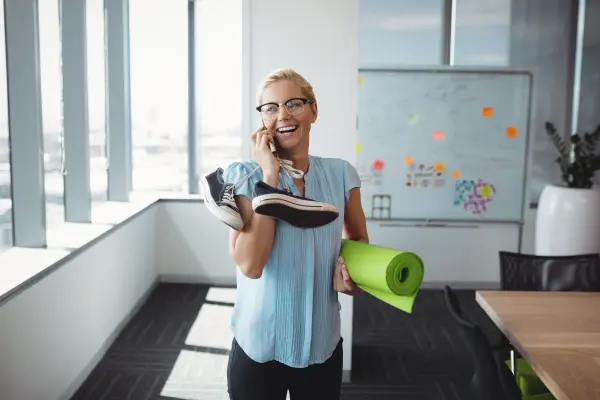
[0, 192, 201, 306]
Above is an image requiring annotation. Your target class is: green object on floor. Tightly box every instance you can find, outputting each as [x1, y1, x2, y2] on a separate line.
[505, 359, 551, 397]
[339, 239, 424, 313]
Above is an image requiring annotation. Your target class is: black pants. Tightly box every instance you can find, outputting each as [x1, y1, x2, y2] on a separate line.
[227, 337, 343, 400]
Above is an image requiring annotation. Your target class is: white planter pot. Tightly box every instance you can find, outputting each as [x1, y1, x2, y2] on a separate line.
[535, 184, 600, 256]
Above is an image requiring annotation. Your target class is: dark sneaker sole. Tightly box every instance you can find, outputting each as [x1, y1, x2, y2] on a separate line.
[200, 176, 244, 231]
[252, 194, 339, 228]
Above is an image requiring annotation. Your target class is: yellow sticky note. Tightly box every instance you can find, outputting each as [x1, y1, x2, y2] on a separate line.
[433, 131, 445, 141]
[405, 156, 413, 166]
[434, 163, 445, 173]
[482, 107, 494, 118]
[480, 184, 493, 199]
[506, 126, 518, 138]
[357, 75, 364, 86]
[355, 143, 361, 153]
[452, 171, 460, 180]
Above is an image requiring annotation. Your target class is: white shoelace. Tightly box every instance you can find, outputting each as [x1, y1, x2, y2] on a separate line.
[231, 157, 305, 194]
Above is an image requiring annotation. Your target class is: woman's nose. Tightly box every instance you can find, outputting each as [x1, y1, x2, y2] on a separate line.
[277, 106, 290, 120]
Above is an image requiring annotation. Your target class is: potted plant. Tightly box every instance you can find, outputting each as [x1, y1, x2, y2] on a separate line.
[535, 122, 600, 255]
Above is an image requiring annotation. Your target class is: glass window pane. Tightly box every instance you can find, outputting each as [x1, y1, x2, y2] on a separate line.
[87, 0, 108, 204]
[130, 0, 188, 193]
[196, 0, 243, 187]
[359, 0, 445, 66]
[39, 0, 65, 228]
[0, 0, 11, 252]
[453, 0, 511, 66]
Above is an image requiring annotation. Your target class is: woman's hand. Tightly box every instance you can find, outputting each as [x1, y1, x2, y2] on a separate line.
[251, 126, 280, 179]
[333, 256, 362, 296]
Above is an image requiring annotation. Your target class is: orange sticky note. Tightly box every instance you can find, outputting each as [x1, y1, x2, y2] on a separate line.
[433, 131, 445, 141]
[434, 163, 445, 173]
[506, 126, 518, 138]
[452, 171, 460, 179]
[404, 156, 413, 166]
[482, 107, 494, 118]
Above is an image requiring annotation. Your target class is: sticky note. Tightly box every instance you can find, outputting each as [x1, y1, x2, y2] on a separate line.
[408, 113, 419, 125]
[506, 126, 518, 138]
[372, 159, 385, 172]
[404, 156, 413, 166]
[355, 143, 361, 153]
[357, 75, 364, 86]
[434, 163, 445, 173]
[480, 184, 493, 199]
[433, 131, 445, 141]
[482, 107, 494, 118]
[452, 171, 460, 180]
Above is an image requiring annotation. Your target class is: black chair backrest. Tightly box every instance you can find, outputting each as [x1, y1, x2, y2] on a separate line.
[499, 251, 600, 291]
[444, 286, 522, 400]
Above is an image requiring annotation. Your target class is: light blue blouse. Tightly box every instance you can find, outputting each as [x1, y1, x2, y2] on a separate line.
[223, 154, 361, 368]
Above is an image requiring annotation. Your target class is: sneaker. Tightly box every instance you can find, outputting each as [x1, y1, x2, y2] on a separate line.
[200, 168, 244, 231]
[251, 180, 339, 228]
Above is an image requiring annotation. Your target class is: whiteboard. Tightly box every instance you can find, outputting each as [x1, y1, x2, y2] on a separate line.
[356, 67, 532, 223]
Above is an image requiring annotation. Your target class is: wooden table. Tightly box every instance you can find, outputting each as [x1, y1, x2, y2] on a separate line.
[476, 291, 600, 400]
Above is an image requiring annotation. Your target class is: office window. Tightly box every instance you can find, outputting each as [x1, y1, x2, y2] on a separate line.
[453, 0, 511, 66]
[39, 0, 65, 227]
[130, 0, 188, 193]
[87, 0, 108, 204]
[195, 0, 243, 186]
[0, 0, 11, 252]
[359, 0, 445, 66]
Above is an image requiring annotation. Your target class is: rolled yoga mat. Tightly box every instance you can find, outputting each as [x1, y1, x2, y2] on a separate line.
[340, 239, 424, 313]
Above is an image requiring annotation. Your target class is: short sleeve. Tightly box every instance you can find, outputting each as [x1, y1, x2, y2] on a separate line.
[222, 161, 261, 200]
[343, 160, 361, 202]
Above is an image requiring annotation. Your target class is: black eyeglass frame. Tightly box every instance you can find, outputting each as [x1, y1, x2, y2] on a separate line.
[255, 97, 315, 113]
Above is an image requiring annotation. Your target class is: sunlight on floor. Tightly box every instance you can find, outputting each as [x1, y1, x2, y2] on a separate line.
[162, 285, 292, 400]
[206, 287, 237, 304]
[161, 349, 229, 400]
[186, 303, 234, 349]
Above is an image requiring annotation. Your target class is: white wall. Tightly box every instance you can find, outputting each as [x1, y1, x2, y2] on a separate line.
[249, 0, 359, 162]
[156, 202, 236, 284]
[0, 207, 157, 400]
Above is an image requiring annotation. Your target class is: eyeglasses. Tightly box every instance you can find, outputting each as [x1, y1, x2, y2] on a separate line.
[256, 98, 314, 121]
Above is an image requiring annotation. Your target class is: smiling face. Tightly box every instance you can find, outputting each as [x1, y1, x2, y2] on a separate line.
[258, 79, 317, 152]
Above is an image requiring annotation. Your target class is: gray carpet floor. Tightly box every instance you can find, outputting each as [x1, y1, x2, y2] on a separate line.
[70, 283, 506, 399]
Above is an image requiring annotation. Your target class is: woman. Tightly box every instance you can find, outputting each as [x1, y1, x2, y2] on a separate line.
[223, 68, 369, 400]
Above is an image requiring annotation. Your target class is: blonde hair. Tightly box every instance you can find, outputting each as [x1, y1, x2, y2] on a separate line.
[256, 68, 316, 105]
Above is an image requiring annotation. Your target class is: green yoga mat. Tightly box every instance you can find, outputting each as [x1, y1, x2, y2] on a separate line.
[340, 239, 424, 313]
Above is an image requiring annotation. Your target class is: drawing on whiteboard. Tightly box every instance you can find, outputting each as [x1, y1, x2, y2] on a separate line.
[371, 194, 392, 220]
[453, 179, 497, 215]
[357, 166, 373, 185]
[406, 161, 446, 188]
